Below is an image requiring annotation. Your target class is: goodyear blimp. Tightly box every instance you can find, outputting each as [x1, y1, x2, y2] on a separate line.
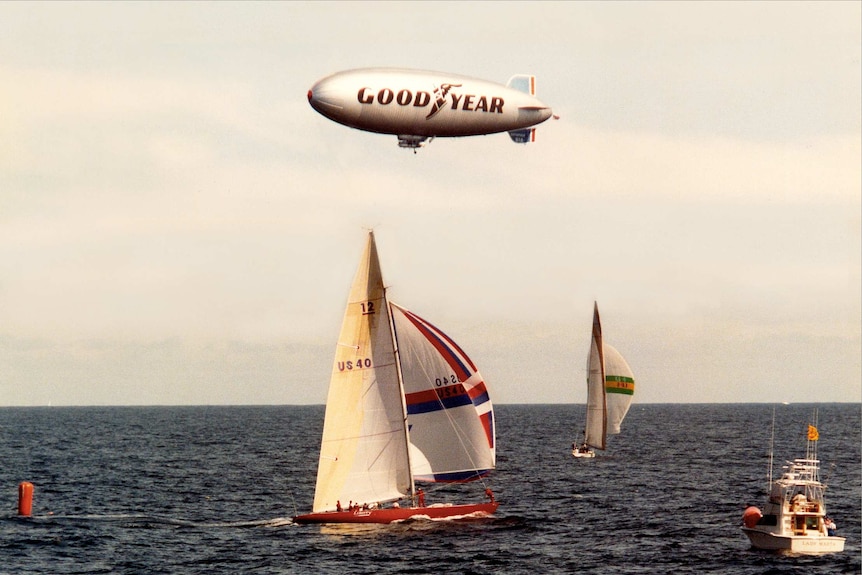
[307, 68, 556, 149]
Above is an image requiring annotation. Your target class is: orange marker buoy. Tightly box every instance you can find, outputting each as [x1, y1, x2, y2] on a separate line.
[18, 482, 34, 516]
[742, 506, 762, 528]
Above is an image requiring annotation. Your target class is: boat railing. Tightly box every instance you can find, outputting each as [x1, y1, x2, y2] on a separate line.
[782, 486, 825, 513]
[792, 501, 822, 514]
[787, 459, 820, 471]
[782, 459, 821, 483]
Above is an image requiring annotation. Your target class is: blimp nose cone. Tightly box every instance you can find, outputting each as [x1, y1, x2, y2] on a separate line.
[308, 81, 344, 117]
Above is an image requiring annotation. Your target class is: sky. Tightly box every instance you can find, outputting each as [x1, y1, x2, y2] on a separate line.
[1, 2, 860, 406]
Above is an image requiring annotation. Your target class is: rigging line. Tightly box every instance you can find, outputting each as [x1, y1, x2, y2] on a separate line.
[393, 305, 492, 493]
[429, 380, 493, 491]
[322, 427, 403, 444]
[285, 485, 298, 518]
[414, 337, 490, 480]
[403, 364, 491, 491]
[822, 462, 835, 487]
[363, 430, 401, 472]
[810, 407, 819, 465]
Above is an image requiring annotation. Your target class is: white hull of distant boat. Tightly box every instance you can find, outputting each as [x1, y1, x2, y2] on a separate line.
[741, 528, 845, 554]
[741, 416, 845, 555]
[571, 449, 595, 459]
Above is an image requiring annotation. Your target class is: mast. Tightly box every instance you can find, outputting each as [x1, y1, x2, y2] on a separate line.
[386, 285, 417, 505]
[805, 407, 820, 459]
[806, 408, 819, 479]
[584, 301, 608, 449]
[595, 302, 607, 444]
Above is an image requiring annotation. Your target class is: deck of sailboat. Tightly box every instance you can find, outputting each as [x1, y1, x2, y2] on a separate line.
[294, 501, 499, 524]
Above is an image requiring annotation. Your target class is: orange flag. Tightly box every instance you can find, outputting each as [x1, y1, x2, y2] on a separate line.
[807, 424, 819, 441]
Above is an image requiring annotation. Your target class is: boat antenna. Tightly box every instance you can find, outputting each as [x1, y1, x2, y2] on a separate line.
[767, 406, 775, 493]
[809, 407, 819, 462]
[823, 462, 835, 487]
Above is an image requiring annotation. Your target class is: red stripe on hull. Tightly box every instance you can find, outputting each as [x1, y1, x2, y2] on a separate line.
[293, 501, 498, 524]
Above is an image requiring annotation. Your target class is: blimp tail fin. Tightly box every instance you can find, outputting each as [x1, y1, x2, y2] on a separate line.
[508, 75, 543, 143]
[507, 75, 536, 96]
[508, 128, 536, 144]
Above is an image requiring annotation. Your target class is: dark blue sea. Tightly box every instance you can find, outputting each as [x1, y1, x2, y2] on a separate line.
[1, 404, 859, 574]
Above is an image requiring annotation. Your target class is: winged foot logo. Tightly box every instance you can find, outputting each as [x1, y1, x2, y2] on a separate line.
[356, 83, 505, 120]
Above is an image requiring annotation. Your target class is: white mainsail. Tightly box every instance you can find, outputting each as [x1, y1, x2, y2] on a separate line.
[311, 232, 411, 513]
[390, 303, 495, 482]
[584, 302, 607, 450]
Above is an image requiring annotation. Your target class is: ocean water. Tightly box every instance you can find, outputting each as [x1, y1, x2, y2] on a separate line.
[1, 403, 859, 574]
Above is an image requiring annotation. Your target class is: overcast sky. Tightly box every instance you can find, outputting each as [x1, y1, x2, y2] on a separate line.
[1, 2, 860, 406]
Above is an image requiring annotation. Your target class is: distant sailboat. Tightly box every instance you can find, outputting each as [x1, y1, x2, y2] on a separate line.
[572, 302, 635, 458]
[293, 231, 497, 524]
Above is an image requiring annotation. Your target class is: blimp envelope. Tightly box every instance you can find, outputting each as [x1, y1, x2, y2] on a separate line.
[308, 68, 555, 149]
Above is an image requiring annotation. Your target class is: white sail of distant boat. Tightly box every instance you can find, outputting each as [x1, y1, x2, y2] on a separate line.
[604, 344, 635, 434]
[573, 302, 635, 458]
[294, 231, 497, 524]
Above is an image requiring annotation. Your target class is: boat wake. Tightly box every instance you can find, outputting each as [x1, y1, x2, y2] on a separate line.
[394, 510, 494, 523]
[8, 513, 294, 529]
[316, 513, 506, 536]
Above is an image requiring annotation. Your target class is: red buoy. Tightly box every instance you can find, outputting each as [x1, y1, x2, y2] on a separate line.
[18, 482, 34, 516]
[742, 506, 762, 528]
